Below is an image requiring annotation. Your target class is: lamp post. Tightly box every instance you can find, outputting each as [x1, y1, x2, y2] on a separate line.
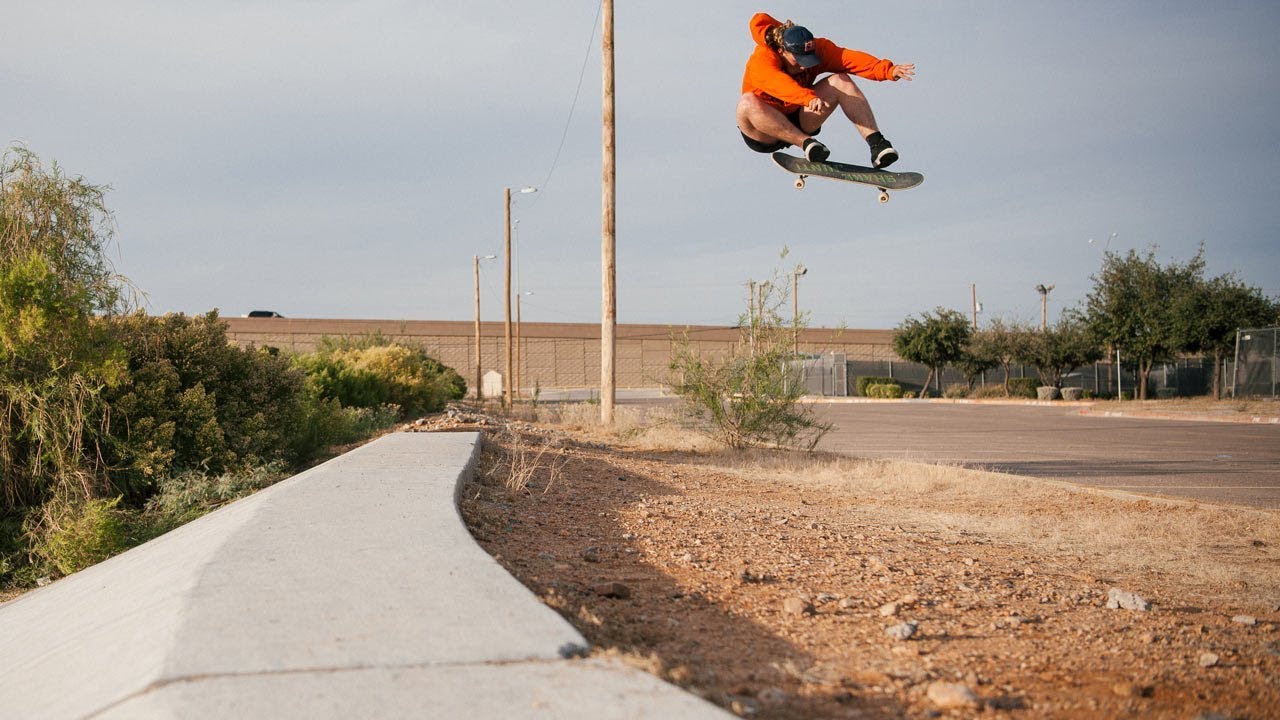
[1088, 232, 1119, 253]
[504, 186, 537, 406]
[515, 291, 533, 400]
[473, 254, 496, 400]
[792, 265, 807, 355]
[1035, 283, 1055, 331]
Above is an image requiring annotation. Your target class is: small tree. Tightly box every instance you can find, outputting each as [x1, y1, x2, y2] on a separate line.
[1172, 273, 1279, 398]
[666, 267, 831, 450]
[969, 319, 1035, 392]
[893, 308, 971, 397]
[1084, 247, 1205, 399]
[1020, 314, 1103, 388]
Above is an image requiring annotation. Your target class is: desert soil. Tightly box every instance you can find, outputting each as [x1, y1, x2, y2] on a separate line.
[442, 407, 1280, 720]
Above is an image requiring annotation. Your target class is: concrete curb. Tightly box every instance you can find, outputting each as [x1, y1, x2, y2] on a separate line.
[1078, 408, 1280, 424]
[0, 432, 731, 719]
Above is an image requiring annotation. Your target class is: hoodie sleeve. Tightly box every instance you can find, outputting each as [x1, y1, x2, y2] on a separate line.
[816, 38, 897, 81]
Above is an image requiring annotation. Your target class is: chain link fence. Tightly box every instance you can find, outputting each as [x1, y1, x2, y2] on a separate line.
[1233, 327, 1279, 399]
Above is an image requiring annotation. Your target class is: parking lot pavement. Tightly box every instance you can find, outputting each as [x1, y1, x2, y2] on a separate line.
[811, 403, 1280, 509]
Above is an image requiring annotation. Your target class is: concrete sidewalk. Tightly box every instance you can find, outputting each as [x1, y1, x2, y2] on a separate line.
[0, 432, 731, 719]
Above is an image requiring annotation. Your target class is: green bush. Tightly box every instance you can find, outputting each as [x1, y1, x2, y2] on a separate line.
[288, 396, 400, 464]
[142, 464, 286, 536]
[30, 497, 131, 576]
[1007, 377, 1038, 398]
[101, 311, 310, 502]
[856, 376, 898, 396]
[866, 383, 904, 399]
[294, 336, 466, 419]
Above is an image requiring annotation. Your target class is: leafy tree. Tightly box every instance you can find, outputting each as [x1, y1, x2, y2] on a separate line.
[893, 308, 971, 397]
[1084, 247, 1205, 399]
[1172, 273, 1279, 398]
[969, 319, 1035, 391]
[1019, 314, 1103, 388]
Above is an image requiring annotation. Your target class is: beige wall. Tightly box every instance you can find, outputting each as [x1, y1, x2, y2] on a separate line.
[223, 317, 899, 391]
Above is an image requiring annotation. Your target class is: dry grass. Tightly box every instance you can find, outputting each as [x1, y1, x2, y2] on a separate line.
[525, 405, 1280, 609]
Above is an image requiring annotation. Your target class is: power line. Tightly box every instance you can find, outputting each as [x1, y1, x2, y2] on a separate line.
[527, 1, 602, 205]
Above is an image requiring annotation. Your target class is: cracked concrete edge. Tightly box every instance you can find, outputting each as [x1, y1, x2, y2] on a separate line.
[94, 656, 734, 719]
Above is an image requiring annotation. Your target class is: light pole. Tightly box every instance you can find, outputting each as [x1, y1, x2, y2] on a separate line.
[1088, 232, 1119, 253]
[792, 265, 807, 355]
[1035, 283, 1055, 331]
[473, 254, 496, 400]
[601, 0, 616, 426]
[504, 186, 536, 406]
[515, 291, 533, 400]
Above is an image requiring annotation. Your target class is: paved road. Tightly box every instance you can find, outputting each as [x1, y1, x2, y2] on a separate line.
[811, 403, 1280, 509]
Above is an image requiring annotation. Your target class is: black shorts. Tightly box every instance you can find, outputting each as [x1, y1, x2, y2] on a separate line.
[740, 110, 819, 153]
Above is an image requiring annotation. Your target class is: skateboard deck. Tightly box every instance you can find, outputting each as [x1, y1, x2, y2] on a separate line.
[772, 152, 924, 203]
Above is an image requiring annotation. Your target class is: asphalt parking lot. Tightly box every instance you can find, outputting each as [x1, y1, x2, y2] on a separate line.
[811, 402, 1280, 509]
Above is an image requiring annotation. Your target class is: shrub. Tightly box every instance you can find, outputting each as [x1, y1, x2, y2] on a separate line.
[943, 383, 970, 399]
[866, 383, 904, 399]
[29, 497, 130, 576]
[142, 464, 286, 536]
[666, 259, 832, 450]
[294, 336, 465, 419]
[101, 311, 310, 501]
[1007, 377, 1038, 398]
[969, 384, 1010, 399]
[856, 376, 898, 396]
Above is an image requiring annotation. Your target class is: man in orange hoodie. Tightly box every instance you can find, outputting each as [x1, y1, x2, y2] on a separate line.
[738, 12, 915, 168]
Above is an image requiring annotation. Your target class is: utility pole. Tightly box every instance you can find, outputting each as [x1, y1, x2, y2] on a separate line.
[504, 187, 513, 406]
[474, 255, 482, 399]
[600, 0, 616, 425]
[515, 291, 532, 399]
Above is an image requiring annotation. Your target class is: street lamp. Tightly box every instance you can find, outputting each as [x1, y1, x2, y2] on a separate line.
[504, 186, 537, 406]
[1034, 283, 1054, 333]
[473, 254, 497, 400]
[1088, 232, 1119, 253]
[792, 265, 807, 355]
[515, 291, 534, 400]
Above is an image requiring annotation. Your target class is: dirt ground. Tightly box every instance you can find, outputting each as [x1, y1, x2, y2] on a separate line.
[443, 406, 1280, 720]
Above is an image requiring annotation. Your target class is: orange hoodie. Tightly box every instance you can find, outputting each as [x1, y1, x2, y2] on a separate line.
[741, 12, 897, 114]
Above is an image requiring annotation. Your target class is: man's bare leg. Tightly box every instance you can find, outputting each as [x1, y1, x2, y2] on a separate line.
[808, 73, 879, 139]
[807, 73, 899, 168]
[736, 93, 812, 147]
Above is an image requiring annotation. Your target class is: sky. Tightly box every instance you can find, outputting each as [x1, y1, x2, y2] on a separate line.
[4, 1, 1278, 330]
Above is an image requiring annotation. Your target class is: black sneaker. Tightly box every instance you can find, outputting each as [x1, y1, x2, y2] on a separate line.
[869, 135, 898, 169]
[802, 137, 830, 162]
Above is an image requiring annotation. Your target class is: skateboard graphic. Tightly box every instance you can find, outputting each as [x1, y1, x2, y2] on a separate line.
[772, 152, 924, 203]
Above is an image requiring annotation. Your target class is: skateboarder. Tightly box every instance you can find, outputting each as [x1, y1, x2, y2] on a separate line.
[737, 12, 915, 168]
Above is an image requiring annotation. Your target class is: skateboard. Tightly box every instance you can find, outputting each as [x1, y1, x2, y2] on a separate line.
[771, 152, 924, 203]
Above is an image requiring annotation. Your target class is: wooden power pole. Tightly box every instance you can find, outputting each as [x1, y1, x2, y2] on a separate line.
[504, 187, 513, 406]
[474, 255, 482, 399]
[601, 0, 616, 425]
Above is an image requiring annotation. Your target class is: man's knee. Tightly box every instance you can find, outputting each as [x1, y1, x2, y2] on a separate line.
[819, 73, 865, 98]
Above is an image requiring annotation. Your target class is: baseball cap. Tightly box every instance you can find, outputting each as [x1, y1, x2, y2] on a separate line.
[781, 26, 821, 68]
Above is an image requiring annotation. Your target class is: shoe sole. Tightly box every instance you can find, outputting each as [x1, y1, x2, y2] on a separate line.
[873, 148, 898, 169]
